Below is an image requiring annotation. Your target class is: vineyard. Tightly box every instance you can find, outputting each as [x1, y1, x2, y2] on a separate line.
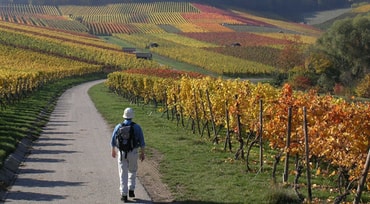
[0, 43, 102, 107]
[113, 33, 284, 76]
[0, 20, 162, 108]
[106, 69, 370, 203]
[0, 2, 322, 36]
[0, 1, 323, 77]
[1, 0, 370, 202]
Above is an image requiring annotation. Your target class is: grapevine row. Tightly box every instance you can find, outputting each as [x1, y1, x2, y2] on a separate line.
[0, 43, 102, 108]
[0, 4, 60, 16]
[79, 12, 188, 24]
[106, 72, 370, 190]
[86, 22, 168, 35]
[0, 21, 119, 50]
[59, 2, 199, 16]
[0, 22, 164, 107]
[0, 24, 160, 70]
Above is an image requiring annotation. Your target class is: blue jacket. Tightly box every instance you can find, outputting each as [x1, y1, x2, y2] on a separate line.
[111, 119, 145, 149]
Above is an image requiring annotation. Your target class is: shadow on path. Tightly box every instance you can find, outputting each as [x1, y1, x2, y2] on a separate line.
[10, 178, 85, 188]
[5, 191, 67, 202]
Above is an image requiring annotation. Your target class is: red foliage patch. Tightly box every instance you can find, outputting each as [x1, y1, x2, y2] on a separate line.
[182, 12, 239, 23]
[191, 3, 275, 27]
[290, 75, 312, 91]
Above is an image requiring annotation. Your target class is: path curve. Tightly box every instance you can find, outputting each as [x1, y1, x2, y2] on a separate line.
[2, 80, 152, 204]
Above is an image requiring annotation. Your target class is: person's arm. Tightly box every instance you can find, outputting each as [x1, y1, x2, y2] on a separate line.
[111, 124, 120, 158]
[140, 147, 145, 161]
[135, 124, 146, 161]
[111, 146, 117, 158]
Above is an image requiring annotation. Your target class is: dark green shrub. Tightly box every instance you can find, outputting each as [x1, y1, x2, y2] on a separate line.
[263, 187, 302, 204]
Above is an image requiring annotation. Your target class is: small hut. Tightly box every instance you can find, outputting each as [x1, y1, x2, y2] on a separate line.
[231, 42, 241, 47]
[149, 42, 159, 48]
[135, 52, 152, 60]
[122, 47, 136, 53]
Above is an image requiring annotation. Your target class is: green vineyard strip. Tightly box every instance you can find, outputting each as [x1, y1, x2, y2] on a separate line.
[114, 33, 275, 76]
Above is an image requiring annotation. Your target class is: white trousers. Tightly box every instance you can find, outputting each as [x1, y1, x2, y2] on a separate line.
[117, 148, 139, 196]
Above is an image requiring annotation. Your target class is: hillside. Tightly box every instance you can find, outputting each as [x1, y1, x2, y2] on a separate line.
[0, 2, 323, 36]
[2, 1, 369, 80]
[0, 1, 325, 78]
[1, 1, 368, 80]
[0, 0, 353, 20]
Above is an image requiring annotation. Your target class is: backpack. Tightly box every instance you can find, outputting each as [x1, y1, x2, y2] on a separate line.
[116, 122, 136, 160]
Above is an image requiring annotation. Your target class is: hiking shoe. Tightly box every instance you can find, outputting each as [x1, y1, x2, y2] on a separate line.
[129, 190, 135, 198]
[121, 195, 128, 202]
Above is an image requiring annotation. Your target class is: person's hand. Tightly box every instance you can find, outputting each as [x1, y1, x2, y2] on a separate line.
[140, 152, 145, 161]
[111, 149, 117, 158]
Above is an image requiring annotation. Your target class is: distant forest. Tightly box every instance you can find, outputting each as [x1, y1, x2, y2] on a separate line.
[0, 0, 368, 13]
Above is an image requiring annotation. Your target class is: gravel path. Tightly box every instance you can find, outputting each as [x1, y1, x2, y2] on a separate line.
[2, 80, 152, 204]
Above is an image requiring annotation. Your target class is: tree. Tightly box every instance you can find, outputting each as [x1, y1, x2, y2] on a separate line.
[309, 16, 370, 91]
[355, 74, 370, 98]
[277, 35, 305, 72]
[272, 35, 305, 86]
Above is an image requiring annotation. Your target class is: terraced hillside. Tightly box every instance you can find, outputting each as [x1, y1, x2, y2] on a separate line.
[7, 1, 366, 78]
[8, 1, 370, 78]
[0, 2, 322, 35]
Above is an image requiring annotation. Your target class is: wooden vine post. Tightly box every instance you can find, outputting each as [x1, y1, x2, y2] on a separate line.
[224, 101, 232, 151]
[206, 90, 218, 144]
[236, 106, 244, 159]
[169, 91, 175, 120]
[173, 93, 179, 124]
[283, 106, 292, 183]
[259, 99, 263, 172]
[354, 148, 370, 204]
[303, 107, 312, 202]
[163, 90, 170, 120]
[199, 90, 211, 138]
[192, 88, 201, 135]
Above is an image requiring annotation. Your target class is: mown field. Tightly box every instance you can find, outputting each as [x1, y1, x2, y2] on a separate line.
[1, 1, 370, 203]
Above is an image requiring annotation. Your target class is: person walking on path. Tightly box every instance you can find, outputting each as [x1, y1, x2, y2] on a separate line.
[2, 80, 151, 204]
[111, 107, 146, 202]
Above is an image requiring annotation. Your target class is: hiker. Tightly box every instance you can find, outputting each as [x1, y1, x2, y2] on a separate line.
[111, 107, 146, 202]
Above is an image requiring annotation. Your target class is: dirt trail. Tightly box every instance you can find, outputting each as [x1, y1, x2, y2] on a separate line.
[0, 80, 158, 204]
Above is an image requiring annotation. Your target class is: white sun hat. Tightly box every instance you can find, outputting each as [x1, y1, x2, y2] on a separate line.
[123, 107, 134, 119]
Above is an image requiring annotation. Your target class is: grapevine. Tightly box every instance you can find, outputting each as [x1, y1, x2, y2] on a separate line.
[107, 71, 370, 192]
